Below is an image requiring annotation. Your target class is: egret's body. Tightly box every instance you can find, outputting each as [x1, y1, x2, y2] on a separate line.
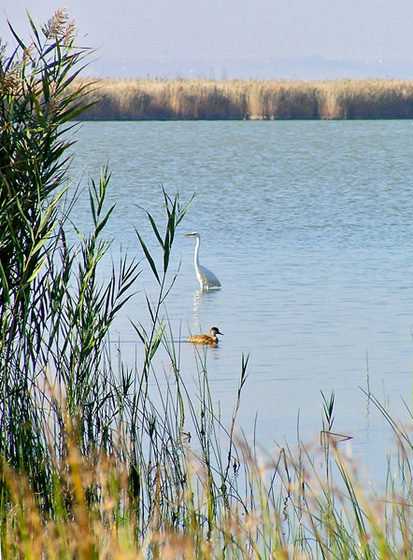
[187, 327, 223, 345]
[185, 231, 221, 290]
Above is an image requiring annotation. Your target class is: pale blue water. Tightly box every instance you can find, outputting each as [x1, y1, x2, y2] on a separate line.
[69, 120, 413, 481]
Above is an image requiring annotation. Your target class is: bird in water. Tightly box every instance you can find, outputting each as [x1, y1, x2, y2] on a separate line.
[187, 327, 223, 345]
[185, 231, 221, 290]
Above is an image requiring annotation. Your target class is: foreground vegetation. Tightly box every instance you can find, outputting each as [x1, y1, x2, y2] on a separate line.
[2, 10, 413, 559]
[75, 77, 413, 120]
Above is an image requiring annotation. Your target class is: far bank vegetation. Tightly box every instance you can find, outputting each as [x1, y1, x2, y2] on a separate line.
[76, 77, 413, 120]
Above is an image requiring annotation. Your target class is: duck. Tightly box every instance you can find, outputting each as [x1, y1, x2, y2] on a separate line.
[187, 327, 223, 345]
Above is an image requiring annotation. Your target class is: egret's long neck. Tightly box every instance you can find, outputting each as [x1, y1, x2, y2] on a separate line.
[194, 236, 200, 267]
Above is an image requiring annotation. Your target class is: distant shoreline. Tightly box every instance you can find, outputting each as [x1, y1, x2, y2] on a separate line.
[74, 78, 413, 120]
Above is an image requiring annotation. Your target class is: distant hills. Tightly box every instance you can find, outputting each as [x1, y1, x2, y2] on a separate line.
[89, 55, 413, 81]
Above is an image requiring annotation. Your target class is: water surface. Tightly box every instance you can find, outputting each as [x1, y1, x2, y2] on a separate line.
[69, 120, 413, 480]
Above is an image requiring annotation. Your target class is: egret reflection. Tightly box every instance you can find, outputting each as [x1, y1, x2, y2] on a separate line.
[192, 287, 220, 319]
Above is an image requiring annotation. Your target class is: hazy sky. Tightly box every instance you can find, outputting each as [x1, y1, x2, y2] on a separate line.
[1, 0, 413, 65]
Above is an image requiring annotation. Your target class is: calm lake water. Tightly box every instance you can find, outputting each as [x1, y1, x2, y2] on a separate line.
[69, 120, 413, 482]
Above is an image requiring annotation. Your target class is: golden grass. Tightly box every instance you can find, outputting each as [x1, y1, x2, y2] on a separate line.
[3, 433, 413, 559]
[74, 78, 413, 120]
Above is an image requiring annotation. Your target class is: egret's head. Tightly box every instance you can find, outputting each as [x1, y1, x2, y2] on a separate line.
[184, 231, 199, 238]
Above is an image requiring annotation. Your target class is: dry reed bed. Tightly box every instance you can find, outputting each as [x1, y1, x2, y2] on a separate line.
[76, 78, 413, 120]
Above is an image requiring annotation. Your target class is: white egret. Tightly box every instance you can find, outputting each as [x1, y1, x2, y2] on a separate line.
[187, 327, 223, 345]
[185, 231, 221, 290]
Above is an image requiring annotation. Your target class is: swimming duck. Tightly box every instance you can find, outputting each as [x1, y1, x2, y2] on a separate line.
[187, 327, 223, 345]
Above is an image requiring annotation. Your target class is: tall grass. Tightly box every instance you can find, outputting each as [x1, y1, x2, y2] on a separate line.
[3, 391, 413, 559]
[2, 10, 413, 560]
[73, 77, 413, 120]
[0, 7, 100, 505]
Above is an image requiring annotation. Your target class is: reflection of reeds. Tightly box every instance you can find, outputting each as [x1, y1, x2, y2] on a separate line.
[74, 78, 413, 120]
